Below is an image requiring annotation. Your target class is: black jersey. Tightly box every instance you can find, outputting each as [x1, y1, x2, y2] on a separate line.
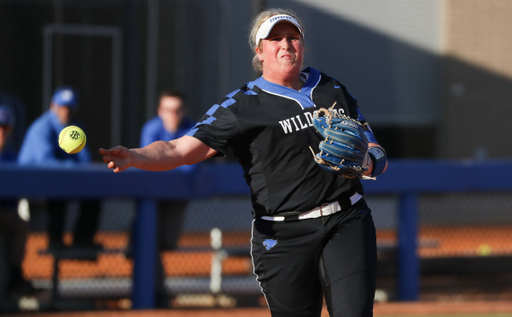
[188, 67, 372, 218]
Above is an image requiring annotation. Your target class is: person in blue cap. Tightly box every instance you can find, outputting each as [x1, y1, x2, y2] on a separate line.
[18, 86, 102, 253]
[19, 86, 91, 165]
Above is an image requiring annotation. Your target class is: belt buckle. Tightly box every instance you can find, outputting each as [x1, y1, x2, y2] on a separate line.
[319, 203, 329, 216]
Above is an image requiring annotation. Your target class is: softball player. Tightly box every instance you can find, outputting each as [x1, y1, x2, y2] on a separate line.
[101, 8, 387, 317]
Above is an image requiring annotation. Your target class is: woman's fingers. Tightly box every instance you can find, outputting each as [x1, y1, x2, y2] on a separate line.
[110, 146, 122, 155]
[100, 146, 129, 172]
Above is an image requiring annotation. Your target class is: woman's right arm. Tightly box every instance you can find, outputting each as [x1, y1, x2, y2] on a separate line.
[99, 135, 218, 173]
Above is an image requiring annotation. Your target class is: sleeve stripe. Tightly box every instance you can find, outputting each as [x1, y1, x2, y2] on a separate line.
[206, 104, 220, 115]
[243, 89, 258, 96]
[226, 89, 240, 98]
[202, 116, 217, 125]
[186, 127, 198, 136]
[221, 97, 236, 108]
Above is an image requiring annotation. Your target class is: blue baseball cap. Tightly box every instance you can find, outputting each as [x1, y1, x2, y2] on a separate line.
[52, 86, 78, 107]
[0, 105, 15, 126]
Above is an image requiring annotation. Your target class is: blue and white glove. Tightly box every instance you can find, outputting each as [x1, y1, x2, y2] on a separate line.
[310, 107, 370, 179]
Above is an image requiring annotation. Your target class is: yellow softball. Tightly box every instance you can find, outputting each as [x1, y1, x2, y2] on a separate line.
[59, 125, 86, 154]
[477, 244, 492, 256]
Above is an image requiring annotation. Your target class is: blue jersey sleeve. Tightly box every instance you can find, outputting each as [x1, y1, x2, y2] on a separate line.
[186, 94, 242, 156]
[356, 108, 378, 144]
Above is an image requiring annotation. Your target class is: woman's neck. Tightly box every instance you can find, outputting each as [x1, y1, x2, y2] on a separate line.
[263, 73, 303, 91]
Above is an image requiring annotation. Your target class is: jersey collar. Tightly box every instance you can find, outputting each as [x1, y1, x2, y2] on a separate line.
[252, 67, 321, 109]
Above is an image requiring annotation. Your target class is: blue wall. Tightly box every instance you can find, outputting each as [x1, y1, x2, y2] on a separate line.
[2, 160, 512, 306]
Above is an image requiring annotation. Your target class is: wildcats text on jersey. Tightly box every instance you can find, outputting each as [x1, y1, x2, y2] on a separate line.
[279, 112, 314, 134]
[278, 108, 346, 134]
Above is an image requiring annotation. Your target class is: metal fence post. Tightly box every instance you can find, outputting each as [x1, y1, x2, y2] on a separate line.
[132, 199, 158, 309]
[398, 192, 419, 301]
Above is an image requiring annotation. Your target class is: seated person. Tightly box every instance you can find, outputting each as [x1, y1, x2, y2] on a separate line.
[139, 89, 196, 306]
[18, 87, 102, 253]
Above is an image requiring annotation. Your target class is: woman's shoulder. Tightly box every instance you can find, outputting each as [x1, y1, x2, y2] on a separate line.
[301, 67, 342, 87]
[217, 83, 259, 106]
[307, 67, 340, 82]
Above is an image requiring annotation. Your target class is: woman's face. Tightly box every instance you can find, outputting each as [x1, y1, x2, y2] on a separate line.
[256, 22, 304, 81]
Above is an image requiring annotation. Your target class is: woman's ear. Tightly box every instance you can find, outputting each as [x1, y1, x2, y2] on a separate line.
[256, 47, 263, 61]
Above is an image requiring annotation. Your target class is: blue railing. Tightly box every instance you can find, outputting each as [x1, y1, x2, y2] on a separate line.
[2, 160, 512, 307]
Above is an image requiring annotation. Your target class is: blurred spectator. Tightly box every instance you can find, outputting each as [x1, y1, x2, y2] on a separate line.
[0, 105, 16, 162]
[139, 89, 195, 306]
[18, 86, 102, 253]
[0, 91, 27, 154]
[0, 105, 39, 300]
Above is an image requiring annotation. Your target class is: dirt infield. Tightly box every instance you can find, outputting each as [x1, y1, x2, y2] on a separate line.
[374, 301, 512, 315]
[7, 301, 512, 317]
